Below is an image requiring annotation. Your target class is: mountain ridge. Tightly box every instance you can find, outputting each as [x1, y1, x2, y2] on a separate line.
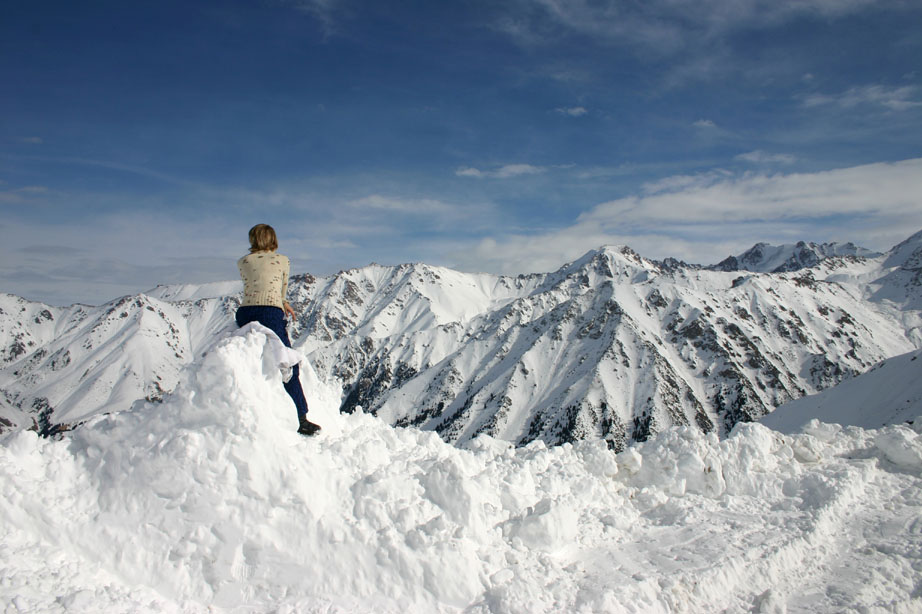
[712, 240, 881, 273]
[2, 230, 920, 448]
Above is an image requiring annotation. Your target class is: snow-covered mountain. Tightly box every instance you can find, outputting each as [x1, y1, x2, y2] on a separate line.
[2, 230, 921, 449]
[0, 292, 237, 434]
[713, 240, 881, 273]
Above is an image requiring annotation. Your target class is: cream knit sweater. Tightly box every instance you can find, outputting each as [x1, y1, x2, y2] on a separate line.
[237, 251, 290, 308]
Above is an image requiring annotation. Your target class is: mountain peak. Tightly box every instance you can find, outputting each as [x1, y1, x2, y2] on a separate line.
[549, 245, 654, 286]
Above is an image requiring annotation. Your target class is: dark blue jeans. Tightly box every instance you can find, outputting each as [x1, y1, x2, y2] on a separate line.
[235, 305, 309, 419]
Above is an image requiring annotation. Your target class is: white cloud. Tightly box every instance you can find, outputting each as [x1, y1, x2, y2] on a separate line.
[803, 85, 922, 111]
[456, 167, 485, 178]
[448, 158, 922, 273]
[693, 119, 717, 128]
[455, 164, 547, 179]
[555, 106, 588, 117]
[735, 150, 797, 165]
[581, 159, 922, 226]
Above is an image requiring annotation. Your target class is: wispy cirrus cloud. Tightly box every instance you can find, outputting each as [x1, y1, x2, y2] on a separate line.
[493, 0, 901, 92]
[803, 85, 922, 112]
[456, 164, 547, 179]
[499, 0, 881, 49]
[5, 153, 198, 187]
[289, 0, 342, 35]
[640, 170, 732, 195]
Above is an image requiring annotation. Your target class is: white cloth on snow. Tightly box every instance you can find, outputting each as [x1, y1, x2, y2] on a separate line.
[232, 322, 304, 383]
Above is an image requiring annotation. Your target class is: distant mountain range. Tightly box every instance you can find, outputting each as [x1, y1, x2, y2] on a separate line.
[2, 230, 921, 449]
[712, 241, 881, 273]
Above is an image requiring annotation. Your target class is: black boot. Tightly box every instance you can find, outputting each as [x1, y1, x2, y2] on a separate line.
[297, 416, 322, 436]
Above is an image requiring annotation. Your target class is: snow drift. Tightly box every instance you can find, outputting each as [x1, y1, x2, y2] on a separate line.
[2, 329, 922, 613]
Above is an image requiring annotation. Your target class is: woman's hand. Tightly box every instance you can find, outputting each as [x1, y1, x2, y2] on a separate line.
[283, 301, 296, 320]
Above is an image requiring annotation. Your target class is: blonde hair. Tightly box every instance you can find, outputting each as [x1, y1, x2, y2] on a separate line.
[248, 224, 278, 253]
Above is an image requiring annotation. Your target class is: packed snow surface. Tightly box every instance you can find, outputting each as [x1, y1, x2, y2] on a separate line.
[3, 329, 922, 613]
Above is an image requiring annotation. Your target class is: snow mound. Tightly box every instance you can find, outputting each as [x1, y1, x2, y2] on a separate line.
[3, 330, 922, 612]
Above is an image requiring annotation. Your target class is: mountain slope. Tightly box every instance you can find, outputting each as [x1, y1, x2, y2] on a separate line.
[761, 347, 922, 433]
[868, 229, 922, 313]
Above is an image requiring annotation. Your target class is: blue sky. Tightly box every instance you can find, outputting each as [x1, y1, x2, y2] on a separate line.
[2, 0, 921, 305]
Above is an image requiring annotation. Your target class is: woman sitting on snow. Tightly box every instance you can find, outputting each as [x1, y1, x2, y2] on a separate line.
[236, 223, 321, 436]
